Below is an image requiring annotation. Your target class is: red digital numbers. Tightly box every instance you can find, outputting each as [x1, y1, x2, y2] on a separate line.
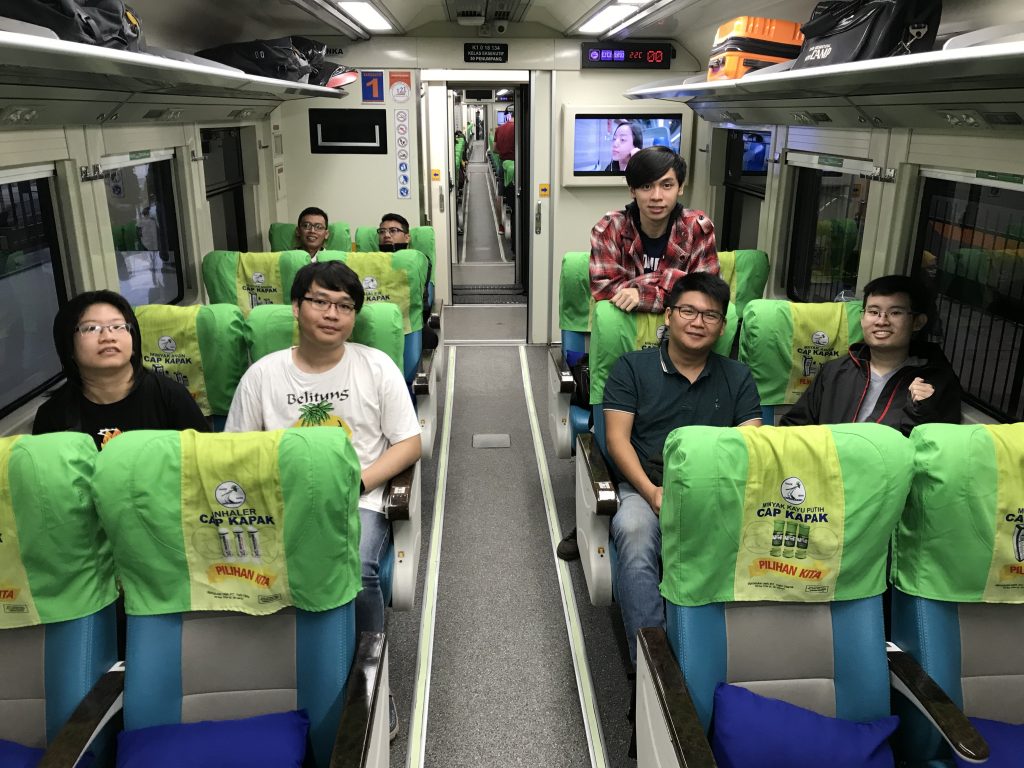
[647, 50, 664, 63]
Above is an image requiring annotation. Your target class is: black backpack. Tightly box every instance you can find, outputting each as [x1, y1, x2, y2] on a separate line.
[195, 38, 315, 82]
[791, 0, 941, 69]
[1, 0, 144, 51]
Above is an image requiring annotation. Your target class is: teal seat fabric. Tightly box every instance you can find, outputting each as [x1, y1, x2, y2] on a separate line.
[268, 221, 351, 252]
[92, 429, 363, 767]
[0, 433, 118, 751]
[891, 423, 1024, 765]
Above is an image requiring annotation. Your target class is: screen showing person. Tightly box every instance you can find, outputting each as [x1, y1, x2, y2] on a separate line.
[573, 115, 683, 175]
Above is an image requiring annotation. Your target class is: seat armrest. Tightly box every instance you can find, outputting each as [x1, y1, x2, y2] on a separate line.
[413, 348, 433, 396]
[331, 632, 387, 768]
[428, 312, 441, 330]
[887, 644, 989, 764]
[578, 433, 617, 516]
[382, 464, 415, 521]
[549, 348, 575, 394]
[40, 663, 125, 768]
[637, 628, 718, 767]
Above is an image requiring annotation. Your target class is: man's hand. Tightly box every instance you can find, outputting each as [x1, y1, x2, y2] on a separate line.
[611, 287, 641, 312]
[646, 486, 663, 515]
[908, 377, 935, 403]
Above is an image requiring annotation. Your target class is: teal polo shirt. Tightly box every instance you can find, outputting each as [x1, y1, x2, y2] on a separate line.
[603, 343, 761, 483]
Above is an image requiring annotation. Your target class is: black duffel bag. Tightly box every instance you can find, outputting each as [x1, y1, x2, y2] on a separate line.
[196, 37, 314, 82]
[791, 0, 941, 69]
[1, 0, 144, 51]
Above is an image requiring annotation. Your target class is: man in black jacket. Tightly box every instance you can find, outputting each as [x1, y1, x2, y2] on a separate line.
[781, 275, 961, 435]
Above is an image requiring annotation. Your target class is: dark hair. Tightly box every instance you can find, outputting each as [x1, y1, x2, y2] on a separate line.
[291, 261, 365, 312]
[379, 213, 409, 233]
[614, 120, 643, 150]
[862, 274, 936, 337]
[297, 206, 329, 227]
[52, 290, 144, 387]
[625, 145, 688, 189]
[665, 272, 730, 316]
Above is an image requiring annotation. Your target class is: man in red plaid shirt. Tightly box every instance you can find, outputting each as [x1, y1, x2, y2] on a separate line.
[590, 146, 719, 312]
[558, 146, 720, 562]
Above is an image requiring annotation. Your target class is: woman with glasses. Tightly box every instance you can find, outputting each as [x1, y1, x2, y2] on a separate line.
[781, 274, 961, 434]
[32, 290, 208, 449]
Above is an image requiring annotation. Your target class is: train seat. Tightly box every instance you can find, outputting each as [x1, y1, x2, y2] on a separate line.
[318, 249, 437, 458]
[353, 225, 439, 319]
[245, 302, 423, 612]
[201, 249, 310, 316]
[268, 220, 352, 252]
[135, 303, 248, 431]
[890, 422, 1024, 766]
[575, 299, 737, 606]
[548, 251, 593, 459]
[716, 249, 770, 317]
[0, 433, 119, 766]
[739, 298, 863, 424]
[91, 429, 388, 768]
[634, 423, 984, 767]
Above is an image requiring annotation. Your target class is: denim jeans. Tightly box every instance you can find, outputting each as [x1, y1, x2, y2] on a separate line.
[356, 507, 391, 635]
[610, 482, 665, 666]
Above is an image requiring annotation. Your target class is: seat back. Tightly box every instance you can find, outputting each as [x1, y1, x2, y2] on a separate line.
[739, 299, 863, 422]
[201, 250, 310, 316]
[92, 429, 363, 767]
[318, 250, 428, 383]
[891, 423, 1024, 759]
[660, 423, 912, 730]
[0, 433, 118, 749]
[716, 249, 770, 316]
[353, 226, 436, 309]
[268, 221, 351, 252]
[135, 303, 248, 427]
[502, 159, 515, 188]
[558, 251, 592, 350]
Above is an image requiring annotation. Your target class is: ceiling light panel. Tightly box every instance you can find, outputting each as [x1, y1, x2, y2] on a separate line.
[339, 2, 392, 31]
[578, 5, 635, 34]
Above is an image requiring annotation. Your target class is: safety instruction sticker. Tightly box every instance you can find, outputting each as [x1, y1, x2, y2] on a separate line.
[137, 305, 210, 416]
[0, 437, 41, 628]
[734, 427, 846, 600]
[983, 424, 1024, 601]
[785, 303, 850, 403]
[235, 253, 284, 317]
[181, 433, 293, 614]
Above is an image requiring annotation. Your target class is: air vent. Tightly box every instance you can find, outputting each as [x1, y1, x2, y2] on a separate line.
[983, 111, 1024, 126]
[143, 109, 165, 119]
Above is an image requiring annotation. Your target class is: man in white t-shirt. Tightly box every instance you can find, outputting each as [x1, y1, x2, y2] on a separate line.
[225, 261, 420, 738]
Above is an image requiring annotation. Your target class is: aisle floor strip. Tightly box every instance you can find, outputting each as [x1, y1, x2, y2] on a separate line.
[484, 166, 508, 263]
[407, 346, 458, 768]
[518, 345, 608, 768]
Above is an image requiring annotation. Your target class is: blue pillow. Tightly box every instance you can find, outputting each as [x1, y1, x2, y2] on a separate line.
[954, 717, 1024, 768]
[0, 738, 44, 768]
[116, 710, 308, 768]
[711, 683, 898, 768]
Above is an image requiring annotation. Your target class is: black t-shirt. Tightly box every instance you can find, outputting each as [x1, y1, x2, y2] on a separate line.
[639, 229, 670, 274]
[33, 371, 210, 449]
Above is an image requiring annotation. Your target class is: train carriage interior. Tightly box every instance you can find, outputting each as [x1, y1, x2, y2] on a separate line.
[2, 0, 1024, 765]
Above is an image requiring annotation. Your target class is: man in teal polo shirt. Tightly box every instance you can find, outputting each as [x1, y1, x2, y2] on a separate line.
[605, 272, 762, 667]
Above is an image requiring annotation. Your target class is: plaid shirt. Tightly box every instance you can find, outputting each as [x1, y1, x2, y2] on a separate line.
[590, 202, 719, 312]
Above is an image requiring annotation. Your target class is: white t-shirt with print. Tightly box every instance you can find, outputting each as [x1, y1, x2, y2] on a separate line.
[225, 343, 420, 512]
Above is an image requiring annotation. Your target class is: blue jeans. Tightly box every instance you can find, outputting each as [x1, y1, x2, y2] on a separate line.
[610, 482, 665, 666]
[356, 507, 391, 635]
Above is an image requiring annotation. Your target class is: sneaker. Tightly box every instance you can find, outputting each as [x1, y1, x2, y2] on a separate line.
[557, 527, 579, 561]
[389, 695, 399, 741]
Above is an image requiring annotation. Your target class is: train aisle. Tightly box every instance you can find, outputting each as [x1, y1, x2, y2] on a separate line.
[417, 345, 589, 766]
[459, 140, 507, 265]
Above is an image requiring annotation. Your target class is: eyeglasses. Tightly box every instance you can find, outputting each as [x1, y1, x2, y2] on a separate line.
[76, 322, 133, 336]
[377, 227, 407, 236]
[862, 308, 914, 321]
[302, 296, 356, 315]
[299, 222, 327, 232]
[670, 305, 724, 325]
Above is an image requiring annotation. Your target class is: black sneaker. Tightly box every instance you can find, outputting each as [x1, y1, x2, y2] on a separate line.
[557, 527, 579, 561]
[389, 695, 399, 741]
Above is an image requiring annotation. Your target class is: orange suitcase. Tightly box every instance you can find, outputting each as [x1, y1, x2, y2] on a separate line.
[707, 16, 804, 81]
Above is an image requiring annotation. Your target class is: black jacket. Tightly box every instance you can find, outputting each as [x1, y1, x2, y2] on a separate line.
[780, 341, 961, 436]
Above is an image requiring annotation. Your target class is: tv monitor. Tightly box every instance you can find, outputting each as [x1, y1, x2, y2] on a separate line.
[724, 129, 771, 195]
[561, 107, 692, 187]
[496, 110, 513, 126]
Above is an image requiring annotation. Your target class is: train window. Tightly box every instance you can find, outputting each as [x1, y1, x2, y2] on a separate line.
[0, 176, 66, 418]
[104, 159, 183, 305]
[787, 168, 868, 302]
[202, 128, 248, 251]
[912, 177, 1024, 422]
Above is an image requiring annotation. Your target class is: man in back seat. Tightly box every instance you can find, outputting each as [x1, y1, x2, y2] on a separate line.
[295, 206, 330, 262]
[604, 273, 761, 668]
[780, 274, 961, 434]
[559, 145, 720, 560]
[224, 261, 421, 740]
[376, 212, 438, 350]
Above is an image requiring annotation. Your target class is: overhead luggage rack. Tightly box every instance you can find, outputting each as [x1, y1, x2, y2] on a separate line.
[625, 41, 1024, 132]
